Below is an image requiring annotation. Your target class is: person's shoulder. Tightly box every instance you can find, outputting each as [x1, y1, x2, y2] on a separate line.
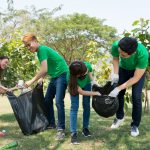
[84, 61, 91, 66]
[39, 45, 49, 50]
[137, 43, 148, 55]
[112, 41, 119, 47]
[84, 61, 92, 69]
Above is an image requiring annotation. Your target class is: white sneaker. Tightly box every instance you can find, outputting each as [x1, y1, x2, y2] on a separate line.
[131, 126, 139, 137]
[111, 118, 124, 129]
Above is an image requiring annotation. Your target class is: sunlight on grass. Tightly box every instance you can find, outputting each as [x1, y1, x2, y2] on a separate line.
[0, 94, 150, 150]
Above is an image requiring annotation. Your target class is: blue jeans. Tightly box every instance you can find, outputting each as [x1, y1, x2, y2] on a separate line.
[116, 67, 145, 127]
[45, 72, 67, 130]
[70, 84, 91, 133]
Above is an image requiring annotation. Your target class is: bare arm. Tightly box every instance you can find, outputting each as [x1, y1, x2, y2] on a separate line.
[25, 60, 47, 87]
[118, 69, 146, 91]
[88, 72, 94, 81]
[77, 86, 100, 96]
[113, 57, 119, 74]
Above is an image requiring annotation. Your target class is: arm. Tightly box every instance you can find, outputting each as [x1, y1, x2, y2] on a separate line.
[118, 69, 146, 91]
[0, 85, 8, 94]
[88, 72, 94, 81]
[77, 86, 100, 96]
[25, 60, 47, 87]
[113, 57, 119, 74]
[88, 71, 98, 85]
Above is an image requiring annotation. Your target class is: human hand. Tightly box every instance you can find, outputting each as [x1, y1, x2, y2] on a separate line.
[94, 91, 101, 96]
[24, 80, 34, 88]
[108, 87, 120, 97]
[0, 87, 7, 94]
[111, 74, 119, 85]
[37, 78, 43, 85]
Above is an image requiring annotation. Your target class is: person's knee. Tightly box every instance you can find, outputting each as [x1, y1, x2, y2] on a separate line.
[56, 100, 64, 109]
[71, 103, 79, 112]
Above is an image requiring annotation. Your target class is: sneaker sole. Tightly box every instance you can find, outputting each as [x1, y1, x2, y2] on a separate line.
[82, 132, 91, 137]
[131, 133, 139, 137]
[71, 142, 80, 145]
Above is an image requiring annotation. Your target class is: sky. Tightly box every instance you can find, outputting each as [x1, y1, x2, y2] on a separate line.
[0, 0, 150, 34]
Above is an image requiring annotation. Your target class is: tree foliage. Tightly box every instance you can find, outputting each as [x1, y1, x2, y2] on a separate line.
[0, 3, 117, 87]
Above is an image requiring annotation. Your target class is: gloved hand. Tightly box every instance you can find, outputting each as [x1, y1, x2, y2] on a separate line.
[111, 74, 119, 85]
[91, 80, 98, 86]
[108, 87, 120, 97]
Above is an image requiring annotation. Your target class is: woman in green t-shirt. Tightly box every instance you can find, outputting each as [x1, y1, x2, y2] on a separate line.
[0, 56, 9, 94]
[109, 37, 148, 137]
[0, 56, 9, 137]
[68, 61, 100, 144]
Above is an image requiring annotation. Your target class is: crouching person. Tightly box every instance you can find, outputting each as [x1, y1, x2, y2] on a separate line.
[68, 61, 100, 144]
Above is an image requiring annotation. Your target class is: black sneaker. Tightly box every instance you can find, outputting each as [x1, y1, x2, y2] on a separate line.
[82, 128, 91, 137]
[46, 124, 56, 130]
[71, 133, 80, 145]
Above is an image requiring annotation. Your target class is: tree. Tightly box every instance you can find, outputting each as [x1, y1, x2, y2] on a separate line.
[40, 13, 117, 64]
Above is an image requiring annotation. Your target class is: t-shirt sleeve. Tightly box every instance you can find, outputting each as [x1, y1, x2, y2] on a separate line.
[136, 51, 149, 69]
[86, 62, 92, 72]
[111, 41, 119, 57]
[38, 47, 48, 62]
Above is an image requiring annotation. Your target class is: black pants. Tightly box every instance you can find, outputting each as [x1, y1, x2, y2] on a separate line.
[116, 67, 145, 127]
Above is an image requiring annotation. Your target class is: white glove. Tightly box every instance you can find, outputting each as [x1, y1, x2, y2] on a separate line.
[91, 80, 98, 86]
[111, 74, 119, 85]
[108, 87, 120, 97]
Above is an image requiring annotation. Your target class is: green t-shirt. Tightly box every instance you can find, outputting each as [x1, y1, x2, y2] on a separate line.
[111, 41, 149, 70]
[37, 45, 69, 78]
[77, 62, 92, 88]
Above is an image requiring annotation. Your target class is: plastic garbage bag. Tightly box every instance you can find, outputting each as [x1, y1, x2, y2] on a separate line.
[92, 81, 119, 118]
[6, 84, 49, 135]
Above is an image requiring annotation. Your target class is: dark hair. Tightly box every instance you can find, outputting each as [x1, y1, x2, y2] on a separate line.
[118, 37, 138, 55]
[69, 61, 87, 96]
[0, 56, 9, 79]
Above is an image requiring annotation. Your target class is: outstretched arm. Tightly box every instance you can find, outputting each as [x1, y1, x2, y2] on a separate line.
[78, 86, 100, 96]
[25, 60, 47, 87]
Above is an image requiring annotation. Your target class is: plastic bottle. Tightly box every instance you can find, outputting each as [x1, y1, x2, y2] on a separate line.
[0, 132, 5, 137]
[0, 141, 18, 150]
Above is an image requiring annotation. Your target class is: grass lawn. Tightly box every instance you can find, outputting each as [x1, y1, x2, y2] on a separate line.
[0, 93, 150, 150]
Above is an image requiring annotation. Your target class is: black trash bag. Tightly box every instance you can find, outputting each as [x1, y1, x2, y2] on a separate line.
[6, 84, 49, 135]
[92, 81, 119, 118]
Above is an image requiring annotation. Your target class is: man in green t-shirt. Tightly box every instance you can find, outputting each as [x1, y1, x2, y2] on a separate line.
[22, 33, 69, 140]
[109, 37, 148, 137]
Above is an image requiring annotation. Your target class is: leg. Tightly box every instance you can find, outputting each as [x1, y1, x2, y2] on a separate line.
[45, 79, 56, 125]
[55, 73, 67, 130]
[116, 68, 129, 119]
[82, 84, 91, 129]
[70, 95, 79, 133]
[131, 74, 145, 127]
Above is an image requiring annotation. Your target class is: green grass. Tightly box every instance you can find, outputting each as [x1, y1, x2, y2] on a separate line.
[0, 95, 150, 150]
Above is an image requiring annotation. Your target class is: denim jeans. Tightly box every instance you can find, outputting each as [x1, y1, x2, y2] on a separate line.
[70, 83, 91, 133]
[116, 67, 145, 127]
[45, 72, 67, 130]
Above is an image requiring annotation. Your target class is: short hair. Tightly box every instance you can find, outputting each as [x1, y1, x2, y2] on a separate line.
[0, 56, 9, 60]
[22, 33, 37, 43]
[118, 37, 138, 55]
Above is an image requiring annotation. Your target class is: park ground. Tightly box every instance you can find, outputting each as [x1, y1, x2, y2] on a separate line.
[0, 93, 150, 150]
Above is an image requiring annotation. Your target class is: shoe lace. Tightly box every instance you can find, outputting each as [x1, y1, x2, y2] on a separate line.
[113, 118, 118, 124]
[84, 128, 90, 134]
[131, 126, 137, 132]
